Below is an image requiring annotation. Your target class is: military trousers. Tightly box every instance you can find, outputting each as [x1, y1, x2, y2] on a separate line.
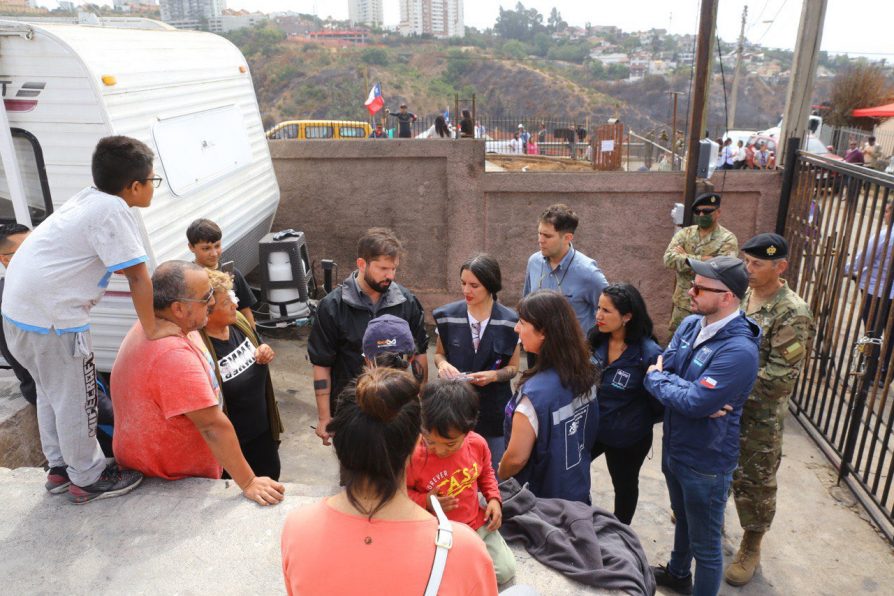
[668, 305, 692, 334]
[732, 396, 786, 532]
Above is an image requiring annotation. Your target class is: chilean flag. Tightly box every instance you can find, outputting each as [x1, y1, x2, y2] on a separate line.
[364, 82, 384, 115]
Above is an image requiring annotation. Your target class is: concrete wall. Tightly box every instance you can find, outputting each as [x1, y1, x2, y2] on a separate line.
[270, 140, 783, 342]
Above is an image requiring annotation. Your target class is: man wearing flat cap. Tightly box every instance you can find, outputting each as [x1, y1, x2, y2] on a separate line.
[725, 234, 814, 587]
[644, 256, 760, 596]
[664, 193, 739, 333]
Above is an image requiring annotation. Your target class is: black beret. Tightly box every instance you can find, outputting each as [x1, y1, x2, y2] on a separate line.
[742, 233, 788, 260]
[692, 192, 721, 211]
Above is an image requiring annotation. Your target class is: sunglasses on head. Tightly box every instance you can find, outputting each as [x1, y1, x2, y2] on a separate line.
[690, 282, 729, 297]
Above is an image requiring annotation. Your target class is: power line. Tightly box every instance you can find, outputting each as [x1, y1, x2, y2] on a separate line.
[756, 0, 789, 44]
[746, 0, 771, 34]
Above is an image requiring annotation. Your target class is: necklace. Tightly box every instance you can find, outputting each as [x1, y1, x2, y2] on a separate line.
[537, 247, 576, 292]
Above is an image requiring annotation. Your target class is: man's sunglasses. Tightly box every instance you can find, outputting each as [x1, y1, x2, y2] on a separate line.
[142, 177, 164, 189]
[177, 287, 215, 304]
[690, 282, 729, 296]
[693, 208, 716, 216]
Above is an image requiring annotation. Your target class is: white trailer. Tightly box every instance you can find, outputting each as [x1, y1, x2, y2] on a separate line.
[0, 19, 280, 371]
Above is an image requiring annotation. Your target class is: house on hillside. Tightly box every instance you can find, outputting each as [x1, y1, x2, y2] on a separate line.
[592, 52, 629, 65]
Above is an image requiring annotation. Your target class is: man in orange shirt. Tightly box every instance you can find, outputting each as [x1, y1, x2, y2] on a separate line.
[112, 260, 284, 505]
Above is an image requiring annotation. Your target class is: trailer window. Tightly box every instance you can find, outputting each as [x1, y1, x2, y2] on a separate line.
[153, 105, 252, 197]
[0, 129, 53, 227]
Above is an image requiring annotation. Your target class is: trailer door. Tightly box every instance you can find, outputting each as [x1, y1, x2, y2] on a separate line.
[0, 126, 53, 227]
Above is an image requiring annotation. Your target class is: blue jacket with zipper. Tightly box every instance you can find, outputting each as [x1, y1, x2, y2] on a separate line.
[590, 336, 663, 448]
[644, 313, 760, 474]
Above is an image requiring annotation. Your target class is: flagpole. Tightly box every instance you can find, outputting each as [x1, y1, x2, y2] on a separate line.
[364, 67, 371, 128]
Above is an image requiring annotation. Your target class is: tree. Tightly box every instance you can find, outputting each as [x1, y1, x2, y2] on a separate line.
[531, 32, 552, 57]
[826, 62, 894, 127]
[494, 2, 546, 42]
[360, 48, 389, 66]
[547, 8, 567, 33]
[500, 39, 528, 60]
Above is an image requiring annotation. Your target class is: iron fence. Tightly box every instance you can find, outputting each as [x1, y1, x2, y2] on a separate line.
[820, 125, 894, 168]
[782, 147, 894, 543]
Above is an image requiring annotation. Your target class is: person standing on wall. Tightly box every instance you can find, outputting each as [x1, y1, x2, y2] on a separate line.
[663, 193, 739, 334]
[385, 104, 417, 139]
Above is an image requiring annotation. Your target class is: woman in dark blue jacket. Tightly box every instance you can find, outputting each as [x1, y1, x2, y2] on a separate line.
[433, 254, 520, 471]
[588, 283, 662, 524]
[499, 290, 599, 503]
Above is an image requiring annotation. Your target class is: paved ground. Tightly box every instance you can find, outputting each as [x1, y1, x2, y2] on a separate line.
[1, 330, 893, 594]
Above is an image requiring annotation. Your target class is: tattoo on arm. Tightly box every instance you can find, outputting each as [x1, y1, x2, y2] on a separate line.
[313, 379, 329, 391]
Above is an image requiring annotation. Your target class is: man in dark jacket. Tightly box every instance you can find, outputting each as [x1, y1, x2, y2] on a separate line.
[308, 228, 428, 445]
[644, 256, 760, 596]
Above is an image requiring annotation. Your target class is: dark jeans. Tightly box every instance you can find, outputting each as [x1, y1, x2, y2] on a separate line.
[590, 430, 653, 524]
[484, 434, 506, 481]
[663, 453, 731, 596]
[223, 429, 281, 481]
[860, 293, 893, 377]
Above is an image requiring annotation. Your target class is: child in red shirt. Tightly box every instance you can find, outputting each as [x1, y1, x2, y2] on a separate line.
[407, 380, 516, 584]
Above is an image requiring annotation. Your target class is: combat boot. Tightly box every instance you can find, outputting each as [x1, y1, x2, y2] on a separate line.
[724, 530, 764, 586]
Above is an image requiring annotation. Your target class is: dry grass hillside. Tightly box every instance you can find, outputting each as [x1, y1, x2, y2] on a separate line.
[232, 30, 804, 137]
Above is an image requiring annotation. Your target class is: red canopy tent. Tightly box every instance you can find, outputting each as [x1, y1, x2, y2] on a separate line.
[852, 102, 894, 118]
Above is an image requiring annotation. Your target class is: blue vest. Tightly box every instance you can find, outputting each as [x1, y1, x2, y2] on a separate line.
[591, 336, 663, 448]
[504, 368, 599, 503]
[433, 300, 519, 436]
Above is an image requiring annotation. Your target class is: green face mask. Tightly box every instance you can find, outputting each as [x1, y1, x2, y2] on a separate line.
[696, 214, 714, 228]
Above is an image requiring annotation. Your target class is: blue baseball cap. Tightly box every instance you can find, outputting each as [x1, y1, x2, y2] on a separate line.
[362, 315, 416, 357]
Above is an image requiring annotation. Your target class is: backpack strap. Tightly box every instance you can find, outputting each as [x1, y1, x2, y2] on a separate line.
[424, 494, 454, 596]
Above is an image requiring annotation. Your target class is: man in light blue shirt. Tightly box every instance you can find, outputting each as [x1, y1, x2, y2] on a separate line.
[523, 203, 608, 333]
[846, 199, 894, 378]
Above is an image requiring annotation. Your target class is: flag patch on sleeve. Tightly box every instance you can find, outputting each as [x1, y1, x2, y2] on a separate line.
[700, 376, 717, 389]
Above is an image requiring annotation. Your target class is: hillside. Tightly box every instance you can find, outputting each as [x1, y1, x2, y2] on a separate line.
[229, 28, 813, 138]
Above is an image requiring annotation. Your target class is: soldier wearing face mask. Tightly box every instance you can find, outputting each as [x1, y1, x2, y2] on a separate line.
[663, 193, 739, 333]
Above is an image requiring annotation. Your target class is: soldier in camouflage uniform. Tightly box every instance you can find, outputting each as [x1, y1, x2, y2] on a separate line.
[663, 193, 739, 333]
[726, 233, 815, 587]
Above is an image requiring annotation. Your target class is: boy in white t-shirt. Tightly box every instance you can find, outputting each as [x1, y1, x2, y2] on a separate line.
[1, 135, 177, 504]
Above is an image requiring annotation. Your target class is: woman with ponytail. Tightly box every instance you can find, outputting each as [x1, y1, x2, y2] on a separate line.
[281, 367, 498, 595]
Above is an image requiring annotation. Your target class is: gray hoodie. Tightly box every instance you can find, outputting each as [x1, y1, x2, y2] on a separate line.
[499, 478, 656, 595]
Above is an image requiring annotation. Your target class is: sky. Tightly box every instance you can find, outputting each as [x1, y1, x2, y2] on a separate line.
[33, 1, 894, 58]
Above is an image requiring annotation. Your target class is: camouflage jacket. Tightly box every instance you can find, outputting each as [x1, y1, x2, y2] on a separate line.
[663, 224, 739, 311]
[744, 280, 815, 404]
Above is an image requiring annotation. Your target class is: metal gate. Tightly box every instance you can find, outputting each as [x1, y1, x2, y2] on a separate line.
[782, 148, 894, 542]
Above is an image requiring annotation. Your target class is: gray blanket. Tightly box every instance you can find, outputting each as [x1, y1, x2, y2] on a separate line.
[499, 479, 656, 595]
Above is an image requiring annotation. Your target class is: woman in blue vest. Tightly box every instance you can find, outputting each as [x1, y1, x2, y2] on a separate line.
[499, 290, 600, 503]
[587, 283, 663, 524]
[433, 254, 520, 471]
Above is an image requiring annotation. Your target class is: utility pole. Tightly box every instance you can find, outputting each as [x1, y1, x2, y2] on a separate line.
[683, 0, 719, 226]
[778, 0, 827, 166]
[728, 6, 748, 130]
[670, 91, 680, 170]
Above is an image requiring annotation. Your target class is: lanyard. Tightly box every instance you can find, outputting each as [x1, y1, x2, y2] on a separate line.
[537, 248, 576, 292]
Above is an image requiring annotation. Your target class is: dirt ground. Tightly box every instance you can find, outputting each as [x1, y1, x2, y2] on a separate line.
[487, 155, 597, 172]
